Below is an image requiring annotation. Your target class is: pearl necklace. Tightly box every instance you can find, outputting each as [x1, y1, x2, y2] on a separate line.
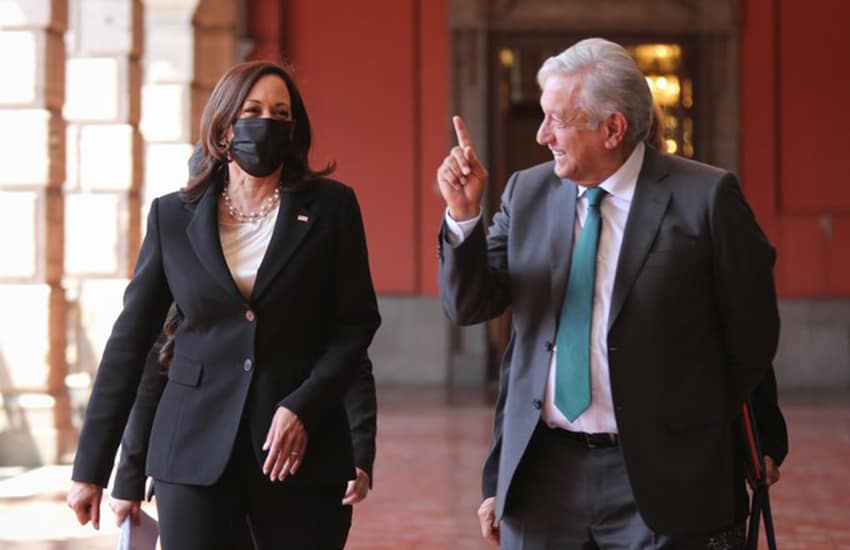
[222, 183, 280, 224]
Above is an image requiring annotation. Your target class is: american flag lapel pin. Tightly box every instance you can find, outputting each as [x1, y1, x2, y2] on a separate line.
[297, 214, 309, 222]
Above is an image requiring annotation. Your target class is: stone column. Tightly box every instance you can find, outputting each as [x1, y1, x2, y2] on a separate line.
[192, 0, 239, 140]
[0, 0, 71, 465]
[63, 0, 144, 438]
[141, 0, 237, 210]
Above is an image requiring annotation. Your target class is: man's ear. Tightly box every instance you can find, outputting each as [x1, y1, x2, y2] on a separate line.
[604, 112, 628, 149]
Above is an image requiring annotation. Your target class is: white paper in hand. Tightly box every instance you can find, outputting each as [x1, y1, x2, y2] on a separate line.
[116, 510, 159, 550]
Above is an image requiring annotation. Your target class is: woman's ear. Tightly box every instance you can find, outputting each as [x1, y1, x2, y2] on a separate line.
[223, 124, 235, 144]
[213, 139, 230, 162]
[217, 128, 233, 160]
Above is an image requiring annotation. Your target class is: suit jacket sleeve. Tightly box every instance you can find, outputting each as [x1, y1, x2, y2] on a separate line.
[344, 352, 377, 486]
[482, 332, 514, 499]
[278, 187, 381, 431]
[750, 366, 788, 466]
[111, 341, 168, 501]
[72, 199, 173, 488]
[438, 173, 517, 325]
[709, 175, 780, 415]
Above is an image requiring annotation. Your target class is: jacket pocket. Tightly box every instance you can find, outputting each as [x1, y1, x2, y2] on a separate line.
[168, 355, 203, 387]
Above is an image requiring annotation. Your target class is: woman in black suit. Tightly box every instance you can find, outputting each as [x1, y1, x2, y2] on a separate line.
[67, 60, 381, 549]
[107, 305, 378, 538]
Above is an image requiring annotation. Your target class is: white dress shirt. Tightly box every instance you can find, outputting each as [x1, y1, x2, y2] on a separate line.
[445, 142, 645, 433]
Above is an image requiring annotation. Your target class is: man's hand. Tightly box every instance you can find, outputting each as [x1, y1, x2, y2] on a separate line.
[436, 115, 489, 221]
[477, 496, 500, 546]
[764, 455, 780, 487]
[109, 497, 141, 527]
[262, 406, 308, 482]
[67, 481, 103, 530]
[747, 455, 780, 489]
[341, 467, 371, 505]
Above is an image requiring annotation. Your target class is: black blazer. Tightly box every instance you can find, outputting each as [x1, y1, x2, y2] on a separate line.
[72, 174, 380, 489]
[439, 147, 780, 536]
[112, 342, 377, 500]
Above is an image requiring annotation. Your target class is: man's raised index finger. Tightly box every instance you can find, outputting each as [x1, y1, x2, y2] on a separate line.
[453, 115, 473, 148]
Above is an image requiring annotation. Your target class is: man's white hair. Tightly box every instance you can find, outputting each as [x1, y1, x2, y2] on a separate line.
[537, 38, 653, 145]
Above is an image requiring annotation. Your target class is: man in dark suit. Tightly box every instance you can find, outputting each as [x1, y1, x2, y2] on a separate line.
[437, 38, 782, 548]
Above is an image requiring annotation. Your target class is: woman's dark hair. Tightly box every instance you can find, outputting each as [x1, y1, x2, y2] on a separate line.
[181, 60, 335, 202]
[157, 304, 183, 371]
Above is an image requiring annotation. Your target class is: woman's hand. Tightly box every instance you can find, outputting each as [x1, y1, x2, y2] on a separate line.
[109, 497, 141, 527]
[341, 467, 371, 505]
[262, 406, 308, 482]
[67, 481, 103, 530]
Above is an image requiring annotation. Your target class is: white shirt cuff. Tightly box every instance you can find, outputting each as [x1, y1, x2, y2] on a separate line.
[444, 208, 482, 247]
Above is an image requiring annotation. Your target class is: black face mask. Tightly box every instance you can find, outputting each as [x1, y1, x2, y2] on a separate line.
[229, 118, 294, 177]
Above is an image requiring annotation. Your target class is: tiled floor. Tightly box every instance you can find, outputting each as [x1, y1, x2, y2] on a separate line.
[0, 388, 848, 549]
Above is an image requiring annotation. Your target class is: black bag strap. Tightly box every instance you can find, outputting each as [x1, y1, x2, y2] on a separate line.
[741, 400, 778, 550]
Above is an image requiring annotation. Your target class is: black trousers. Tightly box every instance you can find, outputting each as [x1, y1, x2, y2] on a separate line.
[154, 424, 351, 550]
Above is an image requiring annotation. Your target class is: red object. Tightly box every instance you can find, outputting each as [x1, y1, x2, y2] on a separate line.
[741, 404, 763, 480]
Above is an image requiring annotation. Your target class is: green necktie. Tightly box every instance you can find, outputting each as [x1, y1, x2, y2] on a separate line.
[555, 186, 606, 421]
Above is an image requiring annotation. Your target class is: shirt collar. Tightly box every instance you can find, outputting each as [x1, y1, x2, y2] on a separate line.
[575, 141, 645, 204]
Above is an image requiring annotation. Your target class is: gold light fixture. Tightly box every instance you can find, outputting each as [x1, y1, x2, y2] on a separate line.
[499, 48, 515, 68]
[645, 75, 681, 107]
[629, 43, 693, 158]
[631, 44, 682, 73]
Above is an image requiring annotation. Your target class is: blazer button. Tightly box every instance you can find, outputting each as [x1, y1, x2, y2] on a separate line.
[245, 310, 255, 322]
[544, 341, 554, 352]
[532, 399, 542, 410]
[243, 358, 253, 372]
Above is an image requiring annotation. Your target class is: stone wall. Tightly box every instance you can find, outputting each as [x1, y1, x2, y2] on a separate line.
[0, 0, 240, 466]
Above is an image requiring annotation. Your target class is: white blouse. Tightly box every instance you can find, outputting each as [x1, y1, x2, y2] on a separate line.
[219, 204, 279, 299]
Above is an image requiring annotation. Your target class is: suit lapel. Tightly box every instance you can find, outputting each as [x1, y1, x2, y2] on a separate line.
[548, 177, 577, 326]
[185, 179, 244, 303]
[608, 148, 671, 331]
[250, 187, 318, 302]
